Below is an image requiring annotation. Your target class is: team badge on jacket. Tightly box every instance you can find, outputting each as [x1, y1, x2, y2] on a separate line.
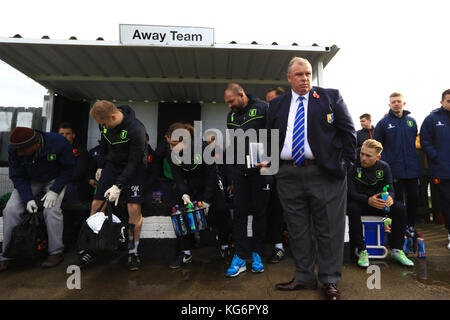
[376, 170, 384, 179]
[327, 113, 334, 124]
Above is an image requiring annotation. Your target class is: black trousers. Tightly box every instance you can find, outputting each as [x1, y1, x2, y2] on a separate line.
[266, 178, 284, 245]
[394, 178, 419, 227]
[437, 179, 450, 232]
[232, 166, 270, 258]
[178, 184, 232, 252]
[347, 200, 407, 251]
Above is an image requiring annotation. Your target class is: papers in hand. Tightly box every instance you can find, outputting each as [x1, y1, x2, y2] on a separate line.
[87, 212, 121, 234]
[248, 142, 265, 168]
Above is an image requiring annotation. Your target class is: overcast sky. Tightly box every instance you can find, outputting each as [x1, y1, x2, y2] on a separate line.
[0, 0, 448, 129]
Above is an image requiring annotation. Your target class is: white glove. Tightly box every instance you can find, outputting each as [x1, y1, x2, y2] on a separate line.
[182, 194, 193, 206]
[26, 200, 38, 213]
[95, 168, 103, 181]
[41, 191, 58, 209]
[104, 185, 121, 206]
[202, 201, 210, 216]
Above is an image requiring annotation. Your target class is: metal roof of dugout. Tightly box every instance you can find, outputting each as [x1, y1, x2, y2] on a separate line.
[0, 34, 339, 103]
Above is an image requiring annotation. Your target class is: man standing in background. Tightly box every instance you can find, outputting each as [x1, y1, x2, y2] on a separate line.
[420, 89, 450, 250]
[374, 93, 421, 235]
[357, 113, 374, 149]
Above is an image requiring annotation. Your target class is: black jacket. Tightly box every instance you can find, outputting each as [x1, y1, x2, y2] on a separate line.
[98, 105, 147, 186]
[169, 142, 218, 203]
[347, 160, 395, 205]
[71, 143, 89, 185]
[356, 126, 374, 149]
[226, 94, 268, 167]
[87, 144, 102, 182]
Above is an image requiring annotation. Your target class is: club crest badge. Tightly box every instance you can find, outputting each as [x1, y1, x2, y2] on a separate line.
[327, 113, 334, 124]
[376, 170, 384, 179]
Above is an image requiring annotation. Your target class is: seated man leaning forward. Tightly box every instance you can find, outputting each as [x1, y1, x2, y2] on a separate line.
[347, 139, 414, 268]
[0, 126, 75, 271]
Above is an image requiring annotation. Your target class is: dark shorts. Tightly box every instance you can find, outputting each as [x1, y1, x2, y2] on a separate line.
[94, 163, 146, 204]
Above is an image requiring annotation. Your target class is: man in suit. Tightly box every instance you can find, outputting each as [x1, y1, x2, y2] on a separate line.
[263, 57, 356, 300]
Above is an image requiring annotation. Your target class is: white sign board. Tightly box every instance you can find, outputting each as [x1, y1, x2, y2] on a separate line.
[120, 24, 214, 47]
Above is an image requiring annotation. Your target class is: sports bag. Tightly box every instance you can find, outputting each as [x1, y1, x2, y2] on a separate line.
[3, 210, 48, 259]
[77, 199, 126, 252]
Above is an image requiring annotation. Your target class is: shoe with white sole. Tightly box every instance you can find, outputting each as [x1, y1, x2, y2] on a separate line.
[226, 254, 246, 277]
[391, 250, 414, 266]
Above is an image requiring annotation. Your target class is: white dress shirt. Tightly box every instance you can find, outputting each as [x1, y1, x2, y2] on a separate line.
[280, 90, 315, 160]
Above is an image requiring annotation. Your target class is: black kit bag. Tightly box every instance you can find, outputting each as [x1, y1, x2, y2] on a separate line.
[77, 199, 126, 252]
[3, 210, 48, 260]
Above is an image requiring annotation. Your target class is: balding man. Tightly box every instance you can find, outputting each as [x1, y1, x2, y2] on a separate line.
[264, 57, 356, 299]
[224, 83, 270, 278]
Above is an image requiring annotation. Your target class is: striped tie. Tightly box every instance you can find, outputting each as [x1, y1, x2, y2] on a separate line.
[292, 96, 305, 165]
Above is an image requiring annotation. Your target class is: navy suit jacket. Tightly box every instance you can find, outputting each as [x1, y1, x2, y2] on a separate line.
[266, 86, 356, 179]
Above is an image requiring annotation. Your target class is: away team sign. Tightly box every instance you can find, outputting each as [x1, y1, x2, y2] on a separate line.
[119, 24, 214, 46]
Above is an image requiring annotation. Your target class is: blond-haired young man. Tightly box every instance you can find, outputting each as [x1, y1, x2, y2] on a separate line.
[77, 101, 147, 271]
[347, 139, 413, 268]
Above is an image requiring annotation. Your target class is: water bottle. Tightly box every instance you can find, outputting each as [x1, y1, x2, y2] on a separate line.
[403, 236, 409, 255]
[383, 217, 392, 233]
[193, 202, 204, 231]
[171, 206, 181, 237]
[381, 185, 390, 213]
[176, 205, 188, 236]
[197, 201, 208, 229]
[417, 235, 426, 258]
[185, 203, 197, 233]
[408, 237, 415, 254]
[409, 227, 417, 253]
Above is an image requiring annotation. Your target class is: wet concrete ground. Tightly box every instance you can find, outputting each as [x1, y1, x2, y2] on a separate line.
[1, 223, 449, 300]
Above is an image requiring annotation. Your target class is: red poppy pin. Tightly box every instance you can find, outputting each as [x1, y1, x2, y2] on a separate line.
[313, 91, 320, 99]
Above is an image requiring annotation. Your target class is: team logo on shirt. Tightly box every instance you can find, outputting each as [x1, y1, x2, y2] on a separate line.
[376, 170, 384, 179]
[120, 130, 128, 139]
[407, 120, 414, 127]
[249, 109, 257, 117]
[47, 154, 56, 161]
[327, 113, 334, 124]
